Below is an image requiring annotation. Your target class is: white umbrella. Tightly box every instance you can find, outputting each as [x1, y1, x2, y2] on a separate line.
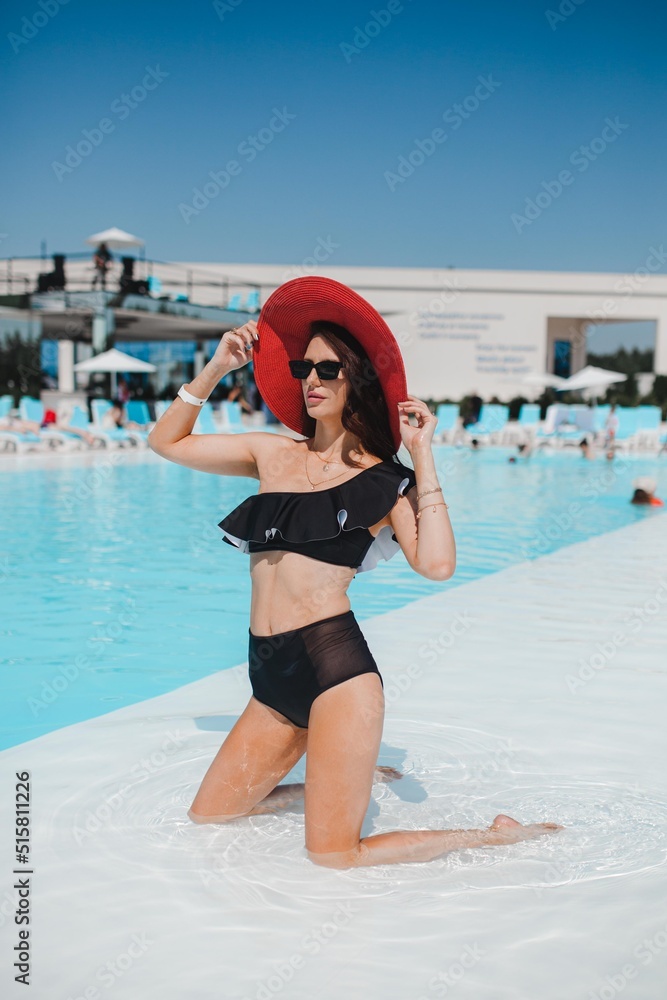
[84, 227, 144, 249]
[557, 365, 627, 392]
[74, 347, 155, 396]
[521, 372, 568, 388]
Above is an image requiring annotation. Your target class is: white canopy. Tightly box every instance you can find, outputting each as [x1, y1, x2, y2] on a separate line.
[74, 348, 155, 397]
[557, 365, 627, 391]
[84, 228, 144, 249]
[74, 348, 156, 373]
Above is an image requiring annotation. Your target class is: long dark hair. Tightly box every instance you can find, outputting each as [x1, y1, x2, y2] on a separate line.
[299, 320, 397, 464]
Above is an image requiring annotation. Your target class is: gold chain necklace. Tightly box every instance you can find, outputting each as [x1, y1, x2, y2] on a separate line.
[304, 450, 361, 490]
[309, 443, 341, 473]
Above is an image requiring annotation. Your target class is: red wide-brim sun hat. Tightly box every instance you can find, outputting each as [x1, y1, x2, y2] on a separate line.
[254, 276, 408, 453]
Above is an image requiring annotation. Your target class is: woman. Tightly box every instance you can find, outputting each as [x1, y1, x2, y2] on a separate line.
[101, 400, 145, 432]
[630, 476, 664, 506]
[148, 277, 560, 868]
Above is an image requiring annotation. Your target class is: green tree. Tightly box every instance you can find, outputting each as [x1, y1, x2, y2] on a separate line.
[0, 332, 42, 402]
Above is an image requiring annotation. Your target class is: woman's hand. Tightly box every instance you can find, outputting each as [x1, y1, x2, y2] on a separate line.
[212, 320, 259, 372]
[397, 394, 438, 454]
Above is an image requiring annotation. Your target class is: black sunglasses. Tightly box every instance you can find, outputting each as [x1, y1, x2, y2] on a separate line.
[288, 360, 344, 380]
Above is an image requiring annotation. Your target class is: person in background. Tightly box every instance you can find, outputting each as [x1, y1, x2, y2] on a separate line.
[92, 242, 113, 290]
[462, 392, 483, 429]
[630, 476, 664, 506]
[116, 378, 131, 405]
[508, 441, 533, 463]
[603, 403, 619, 448]
[0, 413, 42, 435]
[579, 434, 595, 460]
[227, 383, 254, 415]
[54, 401, 97, 445]
[0, 407, 96, 446]
[101, 400, 146, 432]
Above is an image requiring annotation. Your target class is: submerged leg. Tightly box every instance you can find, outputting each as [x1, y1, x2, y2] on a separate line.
[305, 674, 562, 868]
[308, 814, 563, 868]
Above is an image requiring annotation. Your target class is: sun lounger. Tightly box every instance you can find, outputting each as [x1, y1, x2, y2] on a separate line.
[193, 402, 219, 434]
[534, 403, 565, 446]
[465, 404, 510, 444]
[634, 405, 662, 449]
[0, 395, 14, 420]
[19, 396, 84, 449]
[434, 404, 460, 443]
[0, 427, 46, 453]
[154, 401, 170, 420]
[125, 400, 154, 429]
[90, 400, 137, 447]
[66, 405, 111, 448]
[609, 407, 639, 450]
[219, 400, 252, 433]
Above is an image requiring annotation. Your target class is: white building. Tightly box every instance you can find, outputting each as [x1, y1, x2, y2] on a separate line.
[4, 256, 666, 399]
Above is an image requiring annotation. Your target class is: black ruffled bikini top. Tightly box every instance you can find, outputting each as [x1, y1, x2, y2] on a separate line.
[217, 458, 417, 574]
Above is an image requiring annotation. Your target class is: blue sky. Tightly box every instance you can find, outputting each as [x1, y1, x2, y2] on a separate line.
[2, 0, 665, 323]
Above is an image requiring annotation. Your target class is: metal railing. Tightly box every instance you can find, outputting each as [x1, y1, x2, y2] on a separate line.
[0, 254, 262, 310]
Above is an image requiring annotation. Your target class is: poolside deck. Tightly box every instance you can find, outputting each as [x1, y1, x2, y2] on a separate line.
[2, 512, 666, 999]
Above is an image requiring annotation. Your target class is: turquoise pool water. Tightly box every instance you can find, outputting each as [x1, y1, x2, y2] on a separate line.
[1, 445, 665, 750]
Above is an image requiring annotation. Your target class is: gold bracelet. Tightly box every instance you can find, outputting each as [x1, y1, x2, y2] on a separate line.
[416, 501, 449, 520]
[416, 486, 443, 500]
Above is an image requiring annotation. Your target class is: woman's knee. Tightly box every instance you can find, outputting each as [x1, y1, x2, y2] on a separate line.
[306, 843, 368, 869]
[187, 807, 246, 825]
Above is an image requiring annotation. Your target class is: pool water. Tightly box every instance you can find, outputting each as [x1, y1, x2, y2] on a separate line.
[1, 445, 665, 750]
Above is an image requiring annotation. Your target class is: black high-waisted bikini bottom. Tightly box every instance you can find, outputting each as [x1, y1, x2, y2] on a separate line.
[247, 609, 383, 729]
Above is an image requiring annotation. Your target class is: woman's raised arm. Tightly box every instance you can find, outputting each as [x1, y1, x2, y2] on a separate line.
[147, 321, 267, 478]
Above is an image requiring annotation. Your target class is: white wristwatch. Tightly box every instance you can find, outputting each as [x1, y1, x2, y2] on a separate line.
[177, 383, 208, 407]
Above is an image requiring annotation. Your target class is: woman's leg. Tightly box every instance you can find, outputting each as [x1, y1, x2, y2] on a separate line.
[188, 696, 308, 823]
[304, 674, 561, 868]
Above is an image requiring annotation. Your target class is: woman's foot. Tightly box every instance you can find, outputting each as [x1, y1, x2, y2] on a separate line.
[489, 813, 563, 843]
